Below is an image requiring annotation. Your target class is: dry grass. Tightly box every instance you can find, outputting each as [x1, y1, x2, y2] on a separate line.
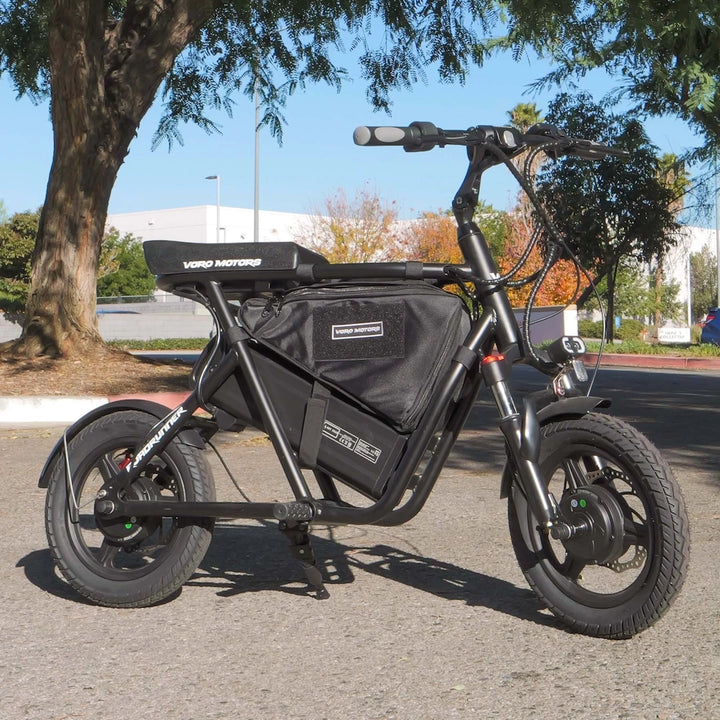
[0, 344, 191, 397]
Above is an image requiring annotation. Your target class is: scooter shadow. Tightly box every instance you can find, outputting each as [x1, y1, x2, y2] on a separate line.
[17, 523, 555, 629]
[188, 522, 555, 628]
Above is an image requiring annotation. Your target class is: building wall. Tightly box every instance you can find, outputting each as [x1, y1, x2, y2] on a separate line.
[105, 205, 312, 245]
[664, 226, 719, 324]
[105, 204, 720, 327]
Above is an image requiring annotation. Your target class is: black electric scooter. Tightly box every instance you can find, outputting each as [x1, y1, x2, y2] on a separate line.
[40, 122, 689, 638]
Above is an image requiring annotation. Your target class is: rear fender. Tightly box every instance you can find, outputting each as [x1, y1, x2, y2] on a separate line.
[499, 395, 610, 499]
[37, 399, 206, 488]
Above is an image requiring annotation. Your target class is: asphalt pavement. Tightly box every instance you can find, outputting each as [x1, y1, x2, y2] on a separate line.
[1, 364, 719, 719]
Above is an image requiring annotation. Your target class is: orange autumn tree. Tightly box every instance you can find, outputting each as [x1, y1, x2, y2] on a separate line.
[498, 212, 580, 307]
[405, 206, 576, 308]
[405, 211, 464, 264]
[294, 187, 403, 263]
[406, 205, 507, 263]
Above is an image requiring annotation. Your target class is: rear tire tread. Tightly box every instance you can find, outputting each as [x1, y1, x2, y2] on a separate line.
[45, 411, 215, 608]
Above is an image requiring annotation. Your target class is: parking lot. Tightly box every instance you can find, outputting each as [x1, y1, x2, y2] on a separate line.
[1, 366, 719, 720]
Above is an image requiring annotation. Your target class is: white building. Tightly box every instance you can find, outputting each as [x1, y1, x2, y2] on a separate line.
[664, 225, 719, 324]
[105, 205, 312, 245]
[106, 204, 719, 325]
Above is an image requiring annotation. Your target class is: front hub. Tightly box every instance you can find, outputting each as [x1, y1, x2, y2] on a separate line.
[557, 484, 626, 564]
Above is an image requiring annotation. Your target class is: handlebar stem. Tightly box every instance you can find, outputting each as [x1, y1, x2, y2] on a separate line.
[457, 221, 524, 358]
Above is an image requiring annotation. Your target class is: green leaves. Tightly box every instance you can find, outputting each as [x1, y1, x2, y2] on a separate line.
[499, 0, 720, 151]
[0, 208, 39, 311]
[97, 228, 156, 298]
[0, 0, 51, 99]
[535, 92, 679, 318]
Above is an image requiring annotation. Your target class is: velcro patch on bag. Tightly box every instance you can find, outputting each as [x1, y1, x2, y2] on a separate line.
[313, 301, 405, 360]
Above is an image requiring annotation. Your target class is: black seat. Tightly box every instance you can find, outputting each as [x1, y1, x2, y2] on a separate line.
[144, 240, 327, 276]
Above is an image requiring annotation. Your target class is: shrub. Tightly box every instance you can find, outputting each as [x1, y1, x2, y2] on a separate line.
[578, 319, 604, 338]
[616, 318, 645, 341]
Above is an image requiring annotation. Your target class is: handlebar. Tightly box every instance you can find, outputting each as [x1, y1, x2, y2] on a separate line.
[353, 121, 629, 161]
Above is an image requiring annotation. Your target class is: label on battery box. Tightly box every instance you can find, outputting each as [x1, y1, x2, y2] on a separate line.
[322, 420, 382, 464]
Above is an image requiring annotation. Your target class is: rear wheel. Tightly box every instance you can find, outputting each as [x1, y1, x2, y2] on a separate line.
[508, 413, 689, 638]
[45, 411, 215, 607]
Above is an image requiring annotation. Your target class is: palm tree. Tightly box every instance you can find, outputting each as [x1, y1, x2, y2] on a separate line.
[506, 103, 545, 232]
[507, 102, 543, 133]
[654, 154, 691, 326]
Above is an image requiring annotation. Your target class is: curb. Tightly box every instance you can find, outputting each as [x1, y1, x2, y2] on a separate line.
[584, 353, 720, 371]
[2, 354, 720, 427]
[0, 392, 190, 428]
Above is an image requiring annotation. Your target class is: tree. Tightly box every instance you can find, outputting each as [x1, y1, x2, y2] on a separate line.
[507, 102, 542, 133]
[293, 187, 403, 263]
[582, 259, 682, 325]
[97, 229, 156, 298]
[0, 0, 501, 358]
[0, 211, 151, 309]
[498, 211, 580, 308]
[506, 102, 544, 233]
[500, 2, 720, 154]
[648, 153, 691, 325]
[0, 209, 39, 311]
[405, 211, 463, 264]
[535, 93, 679, 341]
[405, 203, 507, 264]
[690, 245, 719, 321]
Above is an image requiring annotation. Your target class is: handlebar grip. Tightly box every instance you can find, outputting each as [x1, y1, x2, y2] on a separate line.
[353, 125, 423, 147]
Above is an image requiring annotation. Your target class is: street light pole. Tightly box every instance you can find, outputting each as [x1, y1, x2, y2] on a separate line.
[715, 154, 720, 307]
[253, 83, 260, 243]
[205, 174, 220, 243]
[687, 252, 693, 327]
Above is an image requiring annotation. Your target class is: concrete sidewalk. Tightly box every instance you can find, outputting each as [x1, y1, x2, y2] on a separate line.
[0, 391, 190, 427]
[2, 352, 720, 427]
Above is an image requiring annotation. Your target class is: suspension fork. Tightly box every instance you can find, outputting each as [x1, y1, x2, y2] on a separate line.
[481, 354, 558, 529]
[450, 212, 560, 527]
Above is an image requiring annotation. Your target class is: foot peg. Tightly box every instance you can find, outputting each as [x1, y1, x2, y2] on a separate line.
[273, 501, 314, 522]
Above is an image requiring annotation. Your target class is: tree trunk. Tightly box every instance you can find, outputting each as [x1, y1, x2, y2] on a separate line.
[20, 133, 119, 357]
[605, 263, 617, 343]
[654, 254, 664, 327]
[10, 0, 216, 358]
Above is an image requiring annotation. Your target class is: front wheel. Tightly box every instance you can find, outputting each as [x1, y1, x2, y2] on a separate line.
[45, 410, 215, 607]
[508, 413, 689, 638]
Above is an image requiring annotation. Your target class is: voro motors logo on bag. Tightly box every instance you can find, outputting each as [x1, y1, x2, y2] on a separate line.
[331, 321, 384, 340]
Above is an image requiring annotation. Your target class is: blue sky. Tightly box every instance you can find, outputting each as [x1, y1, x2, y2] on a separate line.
[0, 49, 704, 221]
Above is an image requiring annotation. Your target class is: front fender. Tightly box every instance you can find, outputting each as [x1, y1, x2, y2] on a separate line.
[37, 398, 207, 488]
[499, 395, 610, 499]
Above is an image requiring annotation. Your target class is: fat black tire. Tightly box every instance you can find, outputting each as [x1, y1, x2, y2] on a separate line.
[45, 411, 215, 607]
[508, 413, 689, 638]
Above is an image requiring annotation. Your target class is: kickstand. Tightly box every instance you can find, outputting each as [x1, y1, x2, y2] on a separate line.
[279, 521, 329, 600]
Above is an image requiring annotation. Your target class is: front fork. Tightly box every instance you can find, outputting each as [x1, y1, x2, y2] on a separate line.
[482, 355, 560, 531]
[483, 354, 593, 542]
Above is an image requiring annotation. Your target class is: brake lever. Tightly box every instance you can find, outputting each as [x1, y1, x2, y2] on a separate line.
[565, 140, 630, 161]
